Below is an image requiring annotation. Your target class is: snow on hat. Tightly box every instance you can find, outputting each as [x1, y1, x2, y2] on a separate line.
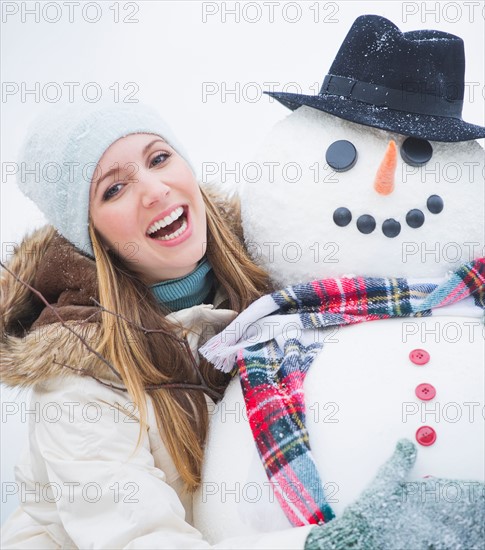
[266, 14, 485, 142]
[17, 102, 194, 259]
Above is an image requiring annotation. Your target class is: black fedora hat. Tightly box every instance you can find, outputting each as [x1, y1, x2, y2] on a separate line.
[265, 15, 485, 142]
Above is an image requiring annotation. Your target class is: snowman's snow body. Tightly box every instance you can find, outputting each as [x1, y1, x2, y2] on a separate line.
[192, 107, 484, 543]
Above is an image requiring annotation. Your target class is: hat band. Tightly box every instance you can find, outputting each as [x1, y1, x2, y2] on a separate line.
[320, 74, 463, 119]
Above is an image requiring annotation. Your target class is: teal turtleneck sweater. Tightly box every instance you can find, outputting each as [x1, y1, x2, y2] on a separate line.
[149, 256, 215, 312]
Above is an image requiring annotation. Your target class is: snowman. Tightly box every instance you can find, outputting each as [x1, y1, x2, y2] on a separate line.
[193, 15, 485, 543]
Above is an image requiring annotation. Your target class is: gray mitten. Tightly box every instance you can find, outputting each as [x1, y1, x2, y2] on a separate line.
[401, 476, 484, 550]
[305, 439, 485, 550]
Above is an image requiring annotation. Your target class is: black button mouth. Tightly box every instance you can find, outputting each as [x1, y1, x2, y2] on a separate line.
[356, 214, 376, 234]
[406, 209, 425, 229]
[333, 207, 352, 227]
[382, 218, 401, 238]
[332, 196, 443, 238]
[427, 195, 444, 214]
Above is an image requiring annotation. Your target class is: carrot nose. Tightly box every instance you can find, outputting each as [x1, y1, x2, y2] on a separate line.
[374, 140, 397, 195]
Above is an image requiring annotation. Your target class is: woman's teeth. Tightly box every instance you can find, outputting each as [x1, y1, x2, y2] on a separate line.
[147, 206, 184, 235]
[155, 218, 188, 241]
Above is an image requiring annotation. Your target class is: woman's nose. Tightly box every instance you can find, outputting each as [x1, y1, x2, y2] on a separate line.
[140, 177, 171, 208]
[374, 140, 397, 196]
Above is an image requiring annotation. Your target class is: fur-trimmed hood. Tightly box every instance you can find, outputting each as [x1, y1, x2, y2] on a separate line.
[1, 185, 242, 389]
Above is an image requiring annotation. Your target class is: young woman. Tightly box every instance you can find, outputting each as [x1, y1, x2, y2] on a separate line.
[1, 103, 478, 549]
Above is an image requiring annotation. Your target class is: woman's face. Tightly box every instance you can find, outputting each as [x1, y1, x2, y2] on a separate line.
[89, 133, 207, 284]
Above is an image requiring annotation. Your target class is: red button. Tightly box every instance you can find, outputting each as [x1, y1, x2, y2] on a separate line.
[416, 426, 437, 446]
[409, 349, 430, 365]
[415, 383, 436, 401]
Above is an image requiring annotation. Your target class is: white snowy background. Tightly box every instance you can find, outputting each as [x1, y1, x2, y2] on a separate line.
[1, 0, 484, 525]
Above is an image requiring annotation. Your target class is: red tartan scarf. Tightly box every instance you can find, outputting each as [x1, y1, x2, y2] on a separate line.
[200, 259, 485, 526]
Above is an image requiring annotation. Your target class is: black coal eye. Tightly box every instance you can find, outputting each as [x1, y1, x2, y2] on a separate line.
[326, 140, 357, 172]
[356, 214, 376, 234]
[406, 209, 425, 228]
[333, 207, 352, 227]
[427, 195, 444, 214]
[400, 137, 433, 167]
[382, 219, 401, 238]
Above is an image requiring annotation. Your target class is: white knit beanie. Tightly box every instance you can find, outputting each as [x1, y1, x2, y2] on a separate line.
[17, 102, 195, 259]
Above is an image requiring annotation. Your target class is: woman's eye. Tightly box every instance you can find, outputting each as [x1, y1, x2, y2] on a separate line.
[400, 137, 433, 166]
[326, 140, 358, 172]
[103, 183, 124, 201]
[150, 152, 171, 167]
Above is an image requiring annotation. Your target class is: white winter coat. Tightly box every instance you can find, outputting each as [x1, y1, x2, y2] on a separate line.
[1, 225, 312, 549]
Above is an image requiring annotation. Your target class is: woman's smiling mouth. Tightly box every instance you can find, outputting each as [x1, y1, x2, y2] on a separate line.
[146, 205, 192, 246]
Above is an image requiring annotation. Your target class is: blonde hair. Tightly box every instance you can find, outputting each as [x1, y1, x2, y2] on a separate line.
[89, 186, 271, 491]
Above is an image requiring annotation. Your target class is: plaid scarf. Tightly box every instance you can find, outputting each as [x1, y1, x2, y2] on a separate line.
[200, 259, 485, 526]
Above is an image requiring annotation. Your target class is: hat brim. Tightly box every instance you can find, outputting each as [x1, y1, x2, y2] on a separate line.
[264, 91, 485, 142]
